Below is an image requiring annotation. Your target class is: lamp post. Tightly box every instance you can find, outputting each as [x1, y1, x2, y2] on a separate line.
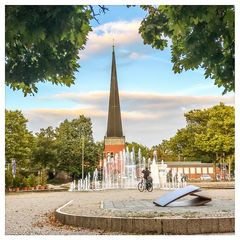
[222, 152, 225, 181]
[81, 127, 85, 182]
[11, 159, 16, 178]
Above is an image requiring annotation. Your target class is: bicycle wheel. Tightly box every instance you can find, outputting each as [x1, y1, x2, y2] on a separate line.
[138, 182, 144, 192]
[147, 183, 153, 192]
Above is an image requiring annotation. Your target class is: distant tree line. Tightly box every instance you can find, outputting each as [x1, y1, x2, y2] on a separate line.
[5, 110, 104, 185]
[5, 102, 234, 184]
[153, 103, 235, 179]
[127, 103, 235, 180]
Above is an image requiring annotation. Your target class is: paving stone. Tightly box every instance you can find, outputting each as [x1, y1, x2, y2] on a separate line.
[5, 188, 235, 235]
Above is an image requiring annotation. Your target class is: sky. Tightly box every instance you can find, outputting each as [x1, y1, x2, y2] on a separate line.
[5, 5, 235, 147]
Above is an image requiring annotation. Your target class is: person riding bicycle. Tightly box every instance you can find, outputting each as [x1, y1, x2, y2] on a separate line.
[142, 167, 151, 188]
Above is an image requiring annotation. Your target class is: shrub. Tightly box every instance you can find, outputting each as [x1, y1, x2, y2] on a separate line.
[5, 170, 13, 189]
[28, 174, 37, 187]
[39, 170, 48, 186]
[12, 175, 21, 188]
[22, 177, 29, 187]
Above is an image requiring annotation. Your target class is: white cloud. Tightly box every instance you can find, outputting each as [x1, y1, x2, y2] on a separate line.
[79, 20, 142, 60]
[44, 91, 234, 111]
[129, 52, 150, 60]
[25, 91, 234, 147]
[78, 19, 172, 64]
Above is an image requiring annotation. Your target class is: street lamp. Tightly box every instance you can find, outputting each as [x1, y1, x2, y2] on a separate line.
[222, 152, 226, 181]
[81, 128, 84, 182]
[11, 159, 16, 178]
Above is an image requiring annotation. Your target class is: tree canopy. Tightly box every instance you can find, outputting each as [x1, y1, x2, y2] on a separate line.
[188, 103, 235, 157]
[161, 103, 235, 176]
[55, 115, 99, 178]
[139, 5, 235, 94]
[126, 142, 150, 160]
[5, 6, 93, 96]
[6, 5, 235, 96]
[5, 110, 34, 167]
[33, 126, 57, 170]
[5, 110, 104, 180]
[5, 104, 235, 182]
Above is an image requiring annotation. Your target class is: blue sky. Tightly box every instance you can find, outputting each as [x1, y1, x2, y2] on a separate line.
[5, 5, 234, 147]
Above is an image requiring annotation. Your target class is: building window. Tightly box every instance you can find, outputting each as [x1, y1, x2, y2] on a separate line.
[208, 167, 213, 174]
[196, 167, 201, 174]
[202, 167, 208, 174]
[190, 167, 195, 174]
[178, 168, 183, 173]
[184, 168, 189, 174]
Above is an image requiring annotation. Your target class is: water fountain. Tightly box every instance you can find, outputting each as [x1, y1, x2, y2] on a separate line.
[150, 150, 160, 188]
[158, 160, 167, 188]
[69, 147, 187, 191]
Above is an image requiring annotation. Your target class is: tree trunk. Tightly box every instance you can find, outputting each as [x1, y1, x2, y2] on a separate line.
[228, 155, 233, 181]
[228, 160, 231, 181]
[213, 159, 216, 181]
[213, 153, 217, 181]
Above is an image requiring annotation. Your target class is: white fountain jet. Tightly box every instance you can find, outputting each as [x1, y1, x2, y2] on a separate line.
[150, 150, 160, 188]
[70, 147, 187, 191]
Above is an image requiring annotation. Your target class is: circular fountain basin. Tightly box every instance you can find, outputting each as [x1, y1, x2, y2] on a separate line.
[55, 188, 234, 234]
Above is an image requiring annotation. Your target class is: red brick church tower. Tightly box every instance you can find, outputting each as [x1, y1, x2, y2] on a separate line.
[104, 45, 125, 157]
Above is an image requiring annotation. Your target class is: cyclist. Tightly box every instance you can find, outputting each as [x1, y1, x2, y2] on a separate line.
[142, 167, 151, 189]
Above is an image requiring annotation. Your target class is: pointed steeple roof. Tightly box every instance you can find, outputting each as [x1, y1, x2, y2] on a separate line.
[106, 45, 123, 137]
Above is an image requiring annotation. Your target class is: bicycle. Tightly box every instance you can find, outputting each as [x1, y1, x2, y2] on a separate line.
[138, 177, 153, 192]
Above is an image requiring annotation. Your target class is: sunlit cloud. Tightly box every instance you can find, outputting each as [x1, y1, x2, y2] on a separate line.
[77, 19, 173, 66]
[43, 91, 234, 111]
[129, 52, 149, 60]
[24, 91, 234, 146]
[79, 20, 143, 60]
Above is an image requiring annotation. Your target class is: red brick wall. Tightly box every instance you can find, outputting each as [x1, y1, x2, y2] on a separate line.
[104, 144, 125, 156]
[103, 144, 125, 173]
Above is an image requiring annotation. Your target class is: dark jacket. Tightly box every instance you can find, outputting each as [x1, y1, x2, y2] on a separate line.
[142, 169, 151, 179]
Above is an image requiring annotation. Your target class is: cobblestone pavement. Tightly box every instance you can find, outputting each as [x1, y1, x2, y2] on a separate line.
[102, 198, 234, 218]
[5, 188, 235, 235]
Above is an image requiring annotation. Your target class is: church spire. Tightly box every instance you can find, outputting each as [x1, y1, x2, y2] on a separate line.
[106, 45, 123, 137]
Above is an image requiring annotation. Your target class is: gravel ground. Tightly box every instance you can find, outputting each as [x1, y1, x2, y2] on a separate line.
[5, 191, 105, 235]
[5, 188, 235, 235]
